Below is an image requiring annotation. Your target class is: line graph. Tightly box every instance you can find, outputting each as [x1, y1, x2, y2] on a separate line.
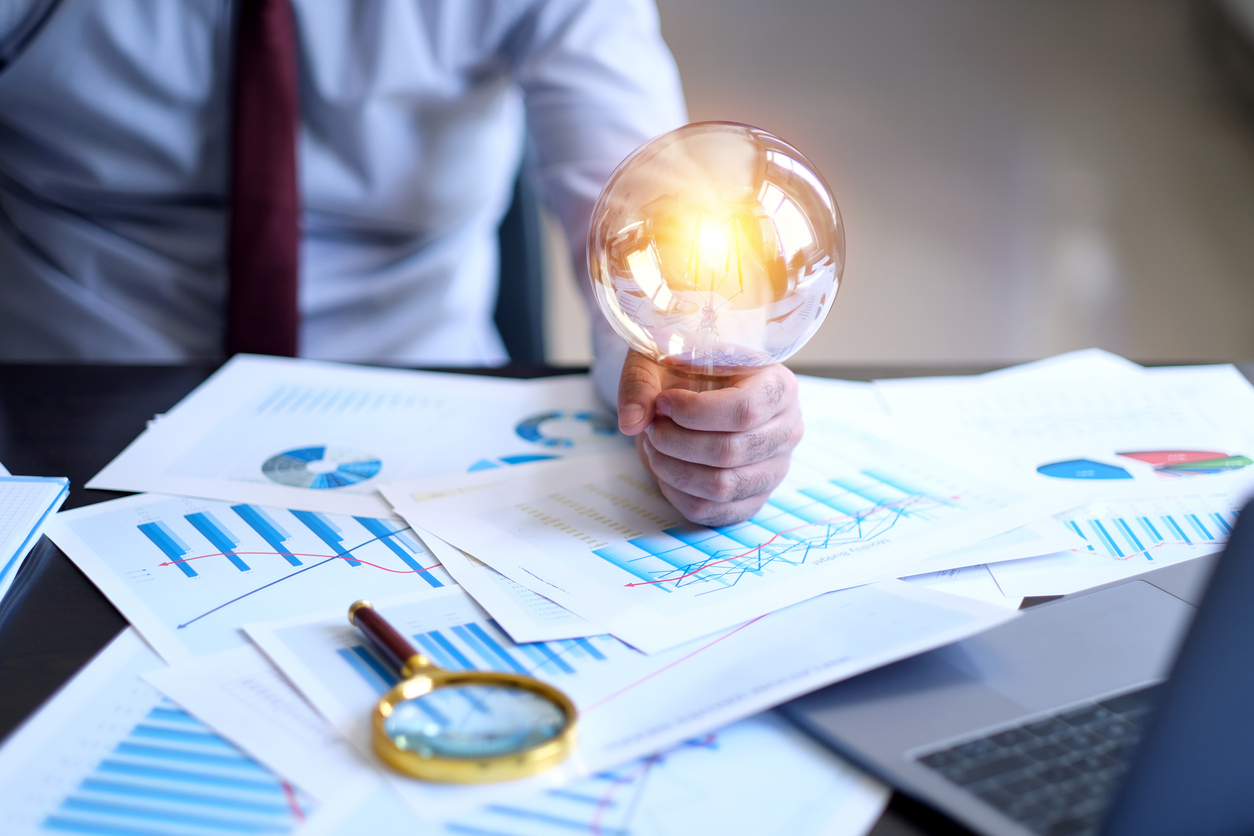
[156, 550, 436, 574]
[436, 714, 874, 836]
[403, 427, 1046, 652]
[136, 504, 443, 588]
[595, 469, 956, 593]
[57, 494, 457, 661]
[173, 531, 442, 631]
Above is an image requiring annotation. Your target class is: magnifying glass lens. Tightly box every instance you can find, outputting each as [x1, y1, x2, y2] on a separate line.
[384, 684, 569, 760]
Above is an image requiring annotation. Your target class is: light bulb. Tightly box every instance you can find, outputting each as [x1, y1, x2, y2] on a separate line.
[588, 122, 844, 385]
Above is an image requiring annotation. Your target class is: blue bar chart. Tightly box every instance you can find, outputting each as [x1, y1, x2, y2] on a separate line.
[990, 493, 1245, 597]
[57, 494, 455, 660]
[232, 504, 301, 567]
[186, 511, 250, 572]
[434, 713, 875, 836]
[594, 467, 949, 592]
[288, 510, 362, 567]
[340, 617, 619, 696]
[138, 521, 197, 578]
[1064, 508, 1237, 561]
[353, 516, 444, 588]
[40, 698, 309, 836]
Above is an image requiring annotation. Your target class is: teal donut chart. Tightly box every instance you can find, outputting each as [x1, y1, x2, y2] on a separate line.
[261, 446, 382, 489]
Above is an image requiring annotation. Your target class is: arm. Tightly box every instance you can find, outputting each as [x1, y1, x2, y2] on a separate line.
[506, 0, 685, 403]
[509, 0, 802, 526]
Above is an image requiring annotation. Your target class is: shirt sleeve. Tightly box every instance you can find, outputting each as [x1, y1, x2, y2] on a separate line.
[504, 0, 687, 406]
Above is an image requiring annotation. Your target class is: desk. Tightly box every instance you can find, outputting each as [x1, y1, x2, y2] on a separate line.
[12, 361, 1245, 836]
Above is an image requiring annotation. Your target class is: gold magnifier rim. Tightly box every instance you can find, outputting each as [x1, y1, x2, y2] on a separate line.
[371, 668, 578, 783]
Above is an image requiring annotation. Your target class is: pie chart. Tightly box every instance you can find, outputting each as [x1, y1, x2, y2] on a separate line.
[1036, 450, 1252, 480]
[1036, 459, 1132, 480]
[515, 410, 618, 449]
[261, 446, 382, 489]
[1117, 450, 1253, 476]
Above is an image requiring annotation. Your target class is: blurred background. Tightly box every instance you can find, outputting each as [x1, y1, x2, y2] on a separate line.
[544, 0, 1254, 368]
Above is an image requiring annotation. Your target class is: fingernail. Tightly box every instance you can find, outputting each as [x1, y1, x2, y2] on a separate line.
[620, 403, 644, 431]
[655, 396, 671, 416]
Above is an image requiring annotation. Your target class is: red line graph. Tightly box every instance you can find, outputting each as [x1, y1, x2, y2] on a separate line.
[159, 550, 440, 574]
[623, 493, 958, 588]
[587, 733, 719, 835]
[280, 781, 305, 822]
[581, 614, 767, 712]
[589, 755, 658, 836]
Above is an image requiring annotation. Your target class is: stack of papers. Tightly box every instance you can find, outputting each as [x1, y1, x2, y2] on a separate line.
[0, 465, 69, 606]
[5, 349, 1252, 836]
[874, 350, 1254, 596]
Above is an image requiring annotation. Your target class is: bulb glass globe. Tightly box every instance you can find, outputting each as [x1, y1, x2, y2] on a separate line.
[588, 122, 844, 383]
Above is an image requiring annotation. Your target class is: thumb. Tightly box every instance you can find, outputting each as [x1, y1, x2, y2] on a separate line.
[618, 350, 662, 436]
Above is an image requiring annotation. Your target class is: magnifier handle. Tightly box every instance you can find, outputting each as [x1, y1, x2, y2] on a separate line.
[349, 600, 429, 677]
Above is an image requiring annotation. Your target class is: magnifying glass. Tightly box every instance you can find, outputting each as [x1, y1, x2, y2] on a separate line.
[348, 600, 578, 783]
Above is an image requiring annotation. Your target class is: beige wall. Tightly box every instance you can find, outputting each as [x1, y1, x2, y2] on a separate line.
[546, 0, 1254, 367]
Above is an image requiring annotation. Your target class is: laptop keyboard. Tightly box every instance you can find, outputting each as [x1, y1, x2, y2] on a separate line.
[915, 684, 1161, 836]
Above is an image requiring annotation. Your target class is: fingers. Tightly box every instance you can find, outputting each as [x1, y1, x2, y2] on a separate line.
[639, 435, 789, 527]
[656, 365, 797, 432]
[645, 408, 803, 468]
[617, 350, 662, 436]
[624, 362, 803, 527]
[637, 436, 782, 526]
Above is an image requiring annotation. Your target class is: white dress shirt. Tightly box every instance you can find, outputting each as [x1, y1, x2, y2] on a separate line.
[0, 0, 684, 399]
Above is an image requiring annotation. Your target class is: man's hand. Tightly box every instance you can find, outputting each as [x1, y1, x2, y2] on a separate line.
[617, 350, 803, 527]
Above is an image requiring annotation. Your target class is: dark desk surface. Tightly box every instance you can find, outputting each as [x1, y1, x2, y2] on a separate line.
[4, 361, 1247, 836]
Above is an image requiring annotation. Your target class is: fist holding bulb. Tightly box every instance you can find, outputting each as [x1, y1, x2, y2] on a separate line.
[592, 122, 844, 525]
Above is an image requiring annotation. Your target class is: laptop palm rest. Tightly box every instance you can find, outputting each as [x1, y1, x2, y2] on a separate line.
[780, 581, 1195, 835]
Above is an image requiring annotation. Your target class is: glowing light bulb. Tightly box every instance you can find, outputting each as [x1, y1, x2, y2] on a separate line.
[589, 122, 844, 385]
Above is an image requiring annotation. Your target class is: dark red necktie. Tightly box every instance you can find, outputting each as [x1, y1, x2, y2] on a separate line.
[226, 0, 300, 357]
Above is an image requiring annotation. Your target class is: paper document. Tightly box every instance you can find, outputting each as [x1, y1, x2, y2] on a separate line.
[143, 644, 379, 802]
[383, 423, 1066, 653]
[988, 486, 1247, 597]
[47, 493, 453, 663]
[299, 714, 889, 836]
[875, 357, 1254, 497]
[795, 374, 891, 425]
[0, 629, 313, 836]
[876, 354, 1254, 595]
[890, 519, 1076, 577]
[906, 564, 1022, 610]
[246, 581, 1015, 817]
[422, 531, 604, 642]
[979, 348, 1145, 380]
[0, 475, 69, 605]
[87, 355, 627, 516]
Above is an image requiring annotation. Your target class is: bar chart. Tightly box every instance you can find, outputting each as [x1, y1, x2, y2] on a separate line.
[1062, 507, 1237, 561]
[0, 632, 313, 836]
[53, 494, 455, 662]
[40, 698, 310, 836]
[437, 713, 880, 836]
[989, 491, 1246, 596]
[594, 467, 954, 592]
[340, 617, 620, 697]
[136, 504, 444, 583]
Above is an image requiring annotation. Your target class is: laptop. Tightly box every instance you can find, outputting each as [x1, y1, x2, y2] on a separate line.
[779, 499, 1254, 836]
